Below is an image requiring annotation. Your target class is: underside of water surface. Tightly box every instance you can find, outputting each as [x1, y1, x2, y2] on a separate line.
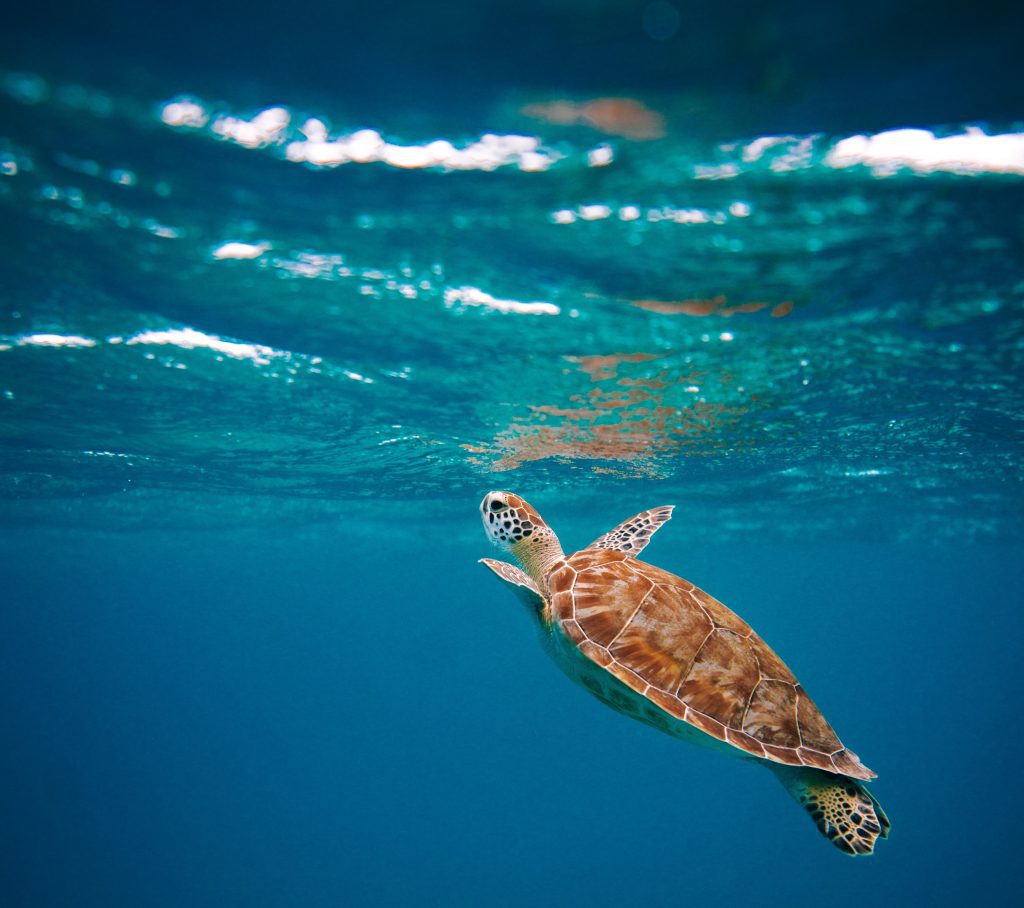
[1, 34, 1022, 541]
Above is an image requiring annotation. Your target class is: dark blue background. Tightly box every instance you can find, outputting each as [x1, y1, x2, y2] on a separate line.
[3, 512, 1020, 905]
[3, 2, 1022, 905]
[3, 0, 1021, 132]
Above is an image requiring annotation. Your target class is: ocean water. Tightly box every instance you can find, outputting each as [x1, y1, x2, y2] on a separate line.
[2, 2, 1023, 905]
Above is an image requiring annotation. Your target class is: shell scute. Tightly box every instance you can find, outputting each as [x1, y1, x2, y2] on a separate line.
[560, 615, 585, 645]
[798, 747, 836, 772]
[689, 586, 753, 636]
[683, 708, 727, 742]
[578, 639, 612, 668]
[833, 749, 873, 779]
[749, 636, 792, 680]
[676, 629, 760, 728]
[761, 742, 796, 764]
[607, 583, 713, 695]
[797, 686, 842, 752]
[569, 558, 640, 646]
[741, 678, 800, 746]
[726, 728, 767, 759]
[604, 658, 648, 695]
[547, 562, 578, 597]
[646, 687, 686, 719]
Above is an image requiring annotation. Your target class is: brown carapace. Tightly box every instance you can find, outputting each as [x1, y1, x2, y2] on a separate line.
[551, 548, 872, 780]
[479, 490, 890, 856]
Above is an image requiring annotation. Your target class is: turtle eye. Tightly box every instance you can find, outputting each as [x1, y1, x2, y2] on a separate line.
[489, 500, 504, 511]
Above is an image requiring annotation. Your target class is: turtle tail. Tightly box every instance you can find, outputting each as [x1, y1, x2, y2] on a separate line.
[769, 764, 890, 856]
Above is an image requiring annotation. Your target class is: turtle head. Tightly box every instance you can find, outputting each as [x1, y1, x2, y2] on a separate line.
[480, 491, 564, 585]
[480, 490, 544, 548]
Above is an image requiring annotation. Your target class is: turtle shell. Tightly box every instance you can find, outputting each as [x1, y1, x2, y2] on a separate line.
[548, 548, 874, 780]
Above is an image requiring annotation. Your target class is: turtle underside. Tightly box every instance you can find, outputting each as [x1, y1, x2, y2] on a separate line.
[547, 548, 873, 780]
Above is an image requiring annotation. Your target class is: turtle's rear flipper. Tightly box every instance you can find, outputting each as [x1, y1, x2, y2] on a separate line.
[769, 764, 890, 855]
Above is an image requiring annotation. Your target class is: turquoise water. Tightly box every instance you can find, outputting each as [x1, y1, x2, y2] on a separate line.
[2, 3, 1023, 905]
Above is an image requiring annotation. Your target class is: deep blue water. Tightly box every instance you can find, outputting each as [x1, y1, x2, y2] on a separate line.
[2, 2, 1023, 906]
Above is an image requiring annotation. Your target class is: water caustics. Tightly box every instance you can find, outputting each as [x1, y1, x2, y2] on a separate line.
[1, 69, 1022, 538]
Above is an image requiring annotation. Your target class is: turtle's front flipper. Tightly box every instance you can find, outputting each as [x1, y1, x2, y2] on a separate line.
[585, 506, 674, 556]
[479, 558, 545, 616]
[769, 764, 890, 856]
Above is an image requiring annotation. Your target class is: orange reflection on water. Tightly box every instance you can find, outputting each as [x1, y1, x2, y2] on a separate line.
[466, 351, 747, 475]
[521, 97, 666, 141]
[631, 295, 794, 317]
[564, 351, 658, 381]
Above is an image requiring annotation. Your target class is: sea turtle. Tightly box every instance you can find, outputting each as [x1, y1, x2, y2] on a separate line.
[479, 490, 890, 855]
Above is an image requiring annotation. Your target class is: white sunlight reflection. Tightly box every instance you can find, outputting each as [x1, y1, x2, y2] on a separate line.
[212, 241, 272, 260]
[123, 328, 282, 365]
[161, 99, 559, 172]
[444, 286, 560, 316]
[826, 127, 1024, 176]
[14, 334, 97, 348]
